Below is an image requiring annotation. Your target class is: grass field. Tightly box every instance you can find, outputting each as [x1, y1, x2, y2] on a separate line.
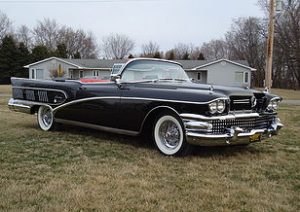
[0, 85, 12, 95]
[0, 93, 300, 210]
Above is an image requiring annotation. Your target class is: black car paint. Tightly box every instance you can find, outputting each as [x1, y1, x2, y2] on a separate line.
[11, 75, 275, 134]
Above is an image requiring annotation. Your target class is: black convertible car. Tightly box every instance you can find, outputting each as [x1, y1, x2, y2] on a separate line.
[8, 58, 283, 156]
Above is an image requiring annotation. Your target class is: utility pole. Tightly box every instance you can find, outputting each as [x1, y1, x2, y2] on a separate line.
[265, 0, 275, 92]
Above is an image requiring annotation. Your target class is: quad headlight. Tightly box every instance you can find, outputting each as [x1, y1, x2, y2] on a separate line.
[267, 97, 281, 111]
[209, 99, 226, 114]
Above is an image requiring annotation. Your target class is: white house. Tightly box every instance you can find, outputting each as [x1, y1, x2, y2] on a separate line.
[24, 57, 256, 87]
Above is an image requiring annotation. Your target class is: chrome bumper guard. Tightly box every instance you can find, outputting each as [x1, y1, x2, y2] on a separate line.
[8, 98, 33, 114]
[180, 113, 283, 146]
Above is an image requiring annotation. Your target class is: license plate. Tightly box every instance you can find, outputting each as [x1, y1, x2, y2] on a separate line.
[249, 133, 262, 142]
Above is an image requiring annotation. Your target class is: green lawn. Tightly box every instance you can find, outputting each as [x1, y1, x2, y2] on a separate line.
[0, 95, 299, 211]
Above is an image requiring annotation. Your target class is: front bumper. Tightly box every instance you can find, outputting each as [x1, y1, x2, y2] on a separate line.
[180, 113, 283, 146]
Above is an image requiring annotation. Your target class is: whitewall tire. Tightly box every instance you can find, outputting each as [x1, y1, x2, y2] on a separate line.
[153, 114, 190, 156]
[37, 105, 55, 131]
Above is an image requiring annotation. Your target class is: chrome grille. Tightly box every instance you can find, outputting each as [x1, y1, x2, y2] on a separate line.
[38, 90, 49, 102]
[211, 116, 275, 134]
[25, 90, 35, 101]
[230, 96, 252, 111]
[12, 88, 66, 104]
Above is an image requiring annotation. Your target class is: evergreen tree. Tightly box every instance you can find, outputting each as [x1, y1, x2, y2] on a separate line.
[153, 51, 161, 59]
[197, 52, 205, 60]
[128, 54, 134, 59]
[0, 36, 20, 83]
[73, 51, 81, 59]
[54, 43, 68, 58]
[30, 45, 50, 62]
[167, 50, 175, 60]
[182, 51, 190, 60]
[16, 42, 31, 78]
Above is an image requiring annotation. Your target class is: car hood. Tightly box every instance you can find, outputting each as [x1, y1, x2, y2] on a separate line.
[122, 81, 264, 103]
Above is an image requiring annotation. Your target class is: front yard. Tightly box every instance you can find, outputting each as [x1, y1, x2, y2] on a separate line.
[0, 88, 299, 211]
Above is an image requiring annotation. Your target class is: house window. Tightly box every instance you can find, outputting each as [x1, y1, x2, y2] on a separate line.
[36, 69, 44, 79]
[244, 72, 249, 83]
[235, 72, 249, 83]
[235, 72, 244, 83]
[31, 69, 35, 79]
[197, 72, 202, 81]
[69, 70, 73, 79]
[79, 71, 84, 78]
[93, 70, 99, 77]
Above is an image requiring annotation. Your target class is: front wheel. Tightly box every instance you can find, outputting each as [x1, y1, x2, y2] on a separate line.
[37, 105, 56, 131]
[153, 113, 191, 156]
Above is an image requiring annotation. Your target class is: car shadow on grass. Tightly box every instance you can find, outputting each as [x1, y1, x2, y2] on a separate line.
[55, 124, 267, 158]
[19, 121, 267, 158]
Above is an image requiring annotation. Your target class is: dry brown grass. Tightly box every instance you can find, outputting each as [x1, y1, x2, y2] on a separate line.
[255, 88, 300, 100]
[0, 85, 11, 94]
[0, 95, 299, 211]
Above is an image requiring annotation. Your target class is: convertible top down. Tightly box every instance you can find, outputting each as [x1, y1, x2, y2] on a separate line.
[8, 58, 283, 156]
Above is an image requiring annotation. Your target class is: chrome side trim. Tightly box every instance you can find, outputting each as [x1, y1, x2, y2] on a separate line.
[139, 105, 181, 133]
[53, 96, 229, 113]
[55, 118, 139, 136]
[53, 96, 121, 113]
[180, 113, 260, 121]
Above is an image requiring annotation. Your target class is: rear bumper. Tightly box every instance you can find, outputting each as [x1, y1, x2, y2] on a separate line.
[8, 98, 33, 114]
[180, 113, 283, 146]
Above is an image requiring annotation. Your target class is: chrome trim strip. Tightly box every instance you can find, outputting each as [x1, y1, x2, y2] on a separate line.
[55, 118, 139, 136]
[139, 105, 180, 133]
[180, 113, 260, 121]
[270, 96, 282, 102]
[186, 129, 266, 139]
[52, 96, 229, 113]
[53, 96, 121, 113]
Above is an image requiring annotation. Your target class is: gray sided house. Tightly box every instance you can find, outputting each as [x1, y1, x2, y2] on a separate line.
[24, 57, 256, 87]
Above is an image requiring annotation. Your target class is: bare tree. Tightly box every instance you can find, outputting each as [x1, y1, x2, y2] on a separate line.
[225, 17, 266, 87]
[60, 28, 98, 58]
[0, 11, 12, 43]
[173, 43, 194, 59]
[141, 41, 159, 57]
[273, 0, 300, 88]
[33, 18, 59, 51]
[200, 39, 229, 60]
[16, 25, 32, 49]
[102, 33, 134, 59]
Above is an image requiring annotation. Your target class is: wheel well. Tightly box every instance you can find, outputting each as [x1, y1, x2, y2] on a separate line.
[140, 106, 180, 135]
[31, 105, 40, 114]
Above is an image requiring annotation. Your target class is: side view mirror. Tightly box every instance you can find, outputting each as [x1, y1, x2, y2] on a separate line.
[111, 74, 120, 81]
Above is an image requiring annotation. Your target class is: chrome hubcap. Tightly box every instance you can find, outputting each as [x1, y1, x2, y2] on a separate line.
[42, 107, 52, 127]
[159, 120, 180, 149]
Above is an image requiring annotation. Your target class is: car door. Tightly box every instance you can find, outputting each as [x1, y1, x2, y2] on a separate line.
[55, 82, 121, 129]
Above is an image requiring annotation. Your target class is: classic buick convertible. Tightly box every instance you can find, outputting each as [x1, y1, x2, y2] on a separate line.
[8, 58, 283, 156]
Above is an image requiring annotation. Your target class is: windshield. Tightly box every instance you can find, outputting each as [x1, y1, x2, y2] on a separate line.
[121, 60, 189, 82]
[111, 63, 124, 75]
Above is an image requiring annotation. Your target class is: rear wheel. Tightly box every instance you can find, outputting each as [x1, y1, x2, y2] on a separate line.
[153, 113, 190, 156]
[37, 105, 56, 131]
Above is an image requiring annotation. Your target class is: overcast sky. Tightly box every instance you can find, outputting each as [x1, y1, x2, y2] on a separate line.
[0, 0, 265, 54]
